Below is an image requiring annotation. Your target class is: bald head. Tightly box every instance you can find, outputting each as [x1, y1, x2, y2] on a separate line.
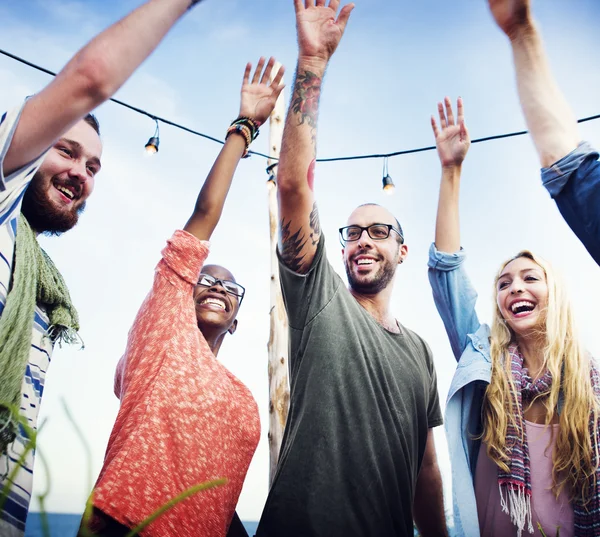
[348, 204, 404, 243]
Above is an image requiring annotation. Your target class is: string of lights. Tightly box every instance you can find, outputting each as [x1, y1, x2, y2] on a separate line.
[2, 47, 600, 191]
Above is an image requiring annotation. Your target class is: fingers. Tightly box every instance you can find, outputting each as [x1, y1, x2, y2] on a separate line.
[431, 116, 440, 138]
[261, 57, 276, 85]
[252, 57, 266, 84]
[456, 96, 465, 124]
[329, 0, 340, 12]
[242, 63, 252, 86]
[444, 96, 454, 126]
[437, 102, 447, 130]
[336, 3, 355, 32]
[316, 0, 326, 6]
[271, 64, 286, 88]
[293, 0, 303, 13]
[305, 0, 315, 7]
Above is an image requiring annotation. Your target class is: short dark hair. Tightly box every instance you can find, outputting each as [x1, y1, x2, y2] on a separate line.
[356, 203, 404, 243]
[83, 113, 100, 135]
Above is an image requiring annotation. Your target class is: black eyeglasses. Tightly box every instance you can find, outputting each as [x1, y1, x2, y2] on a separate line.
[339, 224, 404, 246]
[197, 274, 246, 305]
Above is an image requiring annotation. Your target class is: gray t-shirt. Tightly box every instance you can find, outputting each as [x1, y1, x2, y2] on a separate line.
[257, 238, 443, 537]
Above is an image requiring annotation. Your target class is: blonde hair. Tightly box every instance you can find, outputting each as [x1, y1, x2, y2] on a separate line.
[482, 250, 599, 501]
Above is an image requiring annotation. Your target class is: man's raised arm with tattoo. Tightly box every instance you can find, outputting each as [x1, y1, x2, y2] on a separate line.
[488, 0, 600, 265]
[256, 2, 447, 536]
[276, 0, 353, 273]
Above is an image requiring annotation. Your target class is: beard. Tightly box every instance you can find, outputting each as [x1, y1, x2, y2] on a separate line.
[344, 250, 399, 295]
[21, 171, 86, 235]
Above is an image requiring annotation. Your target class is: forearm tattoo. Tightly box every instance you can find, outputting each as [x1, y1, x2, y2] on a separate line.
[280, 219, 308, 273]
[291, 70, 321, 143]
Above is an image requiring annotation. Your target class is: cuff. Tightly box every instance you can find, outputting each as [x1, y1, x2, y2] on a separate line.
[427, 242, 466, 271]
[541, 141, 599, 198]
[161, 230, 210, 285]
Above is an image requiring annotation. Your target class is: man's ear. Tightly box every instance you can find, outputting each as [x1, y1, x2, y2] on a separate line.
[398, 243, 408, 264]
[228, 319, 238, 335]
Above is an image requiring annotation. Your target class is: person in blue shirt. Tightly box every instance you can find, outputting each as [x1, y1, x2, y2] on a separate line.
[488, 0, 600, 266]
[428, 97, 600, 537]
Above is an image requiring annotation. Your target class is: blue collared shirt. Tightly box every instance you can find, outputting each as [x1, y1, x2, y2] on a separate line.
[428, 243, 491, 537]
[542, 142, 600, 266]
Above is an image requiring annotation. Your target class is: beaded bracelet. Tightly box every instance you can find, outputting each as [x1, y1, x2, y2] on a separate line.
[226, 123, 253, 158]
[226, 117, 261, 158]
[231, 117, 261, 141]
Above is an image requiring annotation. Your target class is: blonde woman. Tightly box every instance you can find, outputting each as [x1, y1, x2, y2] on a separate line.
[428, 97, 600, 537]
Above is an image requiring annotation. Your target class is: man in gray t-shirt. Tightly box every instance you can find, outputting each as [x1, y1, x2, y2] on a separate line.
[256, 2, 447, 536]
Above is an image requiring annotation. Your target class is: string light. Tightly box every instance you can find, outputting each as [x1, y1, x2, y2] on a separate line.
[382, 157, 395, 195]
[1, 48, 599, 170]
[145, 118, 160, 155]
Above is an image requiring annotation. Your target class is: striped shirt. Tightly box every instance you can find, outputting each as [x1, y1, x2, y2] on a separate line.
[0, 103, 52, 537]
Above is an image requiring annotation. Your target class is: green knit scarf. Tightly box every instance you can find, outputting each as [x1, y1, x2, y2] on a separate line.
[0, 214, 79, 454]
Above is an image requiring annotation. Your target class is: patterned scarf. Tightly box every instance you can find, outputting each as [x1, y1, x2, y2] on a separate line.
[499, 344, 600, 536]
[0, 214, 80, 456]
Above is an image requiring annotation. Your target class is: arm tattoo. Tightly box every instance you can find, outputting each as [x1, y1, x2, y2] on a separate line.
[280, 219, 308, 273]
[309, 203, 321, 246]
[290, 70, 321, 142]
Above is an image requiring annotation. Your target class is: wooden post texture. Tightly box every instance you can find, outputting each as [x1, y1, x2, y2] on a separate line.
[267, 63, 290, 485]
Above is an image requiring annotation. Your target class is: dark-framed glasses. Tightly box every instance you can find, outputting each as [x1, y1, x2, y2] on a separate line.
[339, 224, 404, 246]
[197, 274, 245, 305]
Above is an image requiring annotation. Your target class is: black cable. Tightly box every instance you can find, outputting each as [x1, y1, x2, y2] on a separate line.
[1, 48, 599, 165]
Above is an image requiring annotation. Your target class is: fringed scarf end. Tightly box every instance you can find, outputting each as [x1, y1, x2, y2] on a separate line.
[499, 483, 534, 535]
[47, 325, 84, 350]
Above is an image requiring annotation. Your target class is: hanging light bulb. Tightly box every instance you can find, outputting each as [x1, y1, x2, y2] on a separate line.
[382, 157, 395, 195]
[266, 163, 278, 190]
[145, 118, 160, 155]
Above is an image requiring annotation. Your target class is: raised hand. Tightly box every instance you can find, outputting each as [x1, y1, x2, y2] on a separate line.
[294, 0, 355, 64]
[488, 0, 533, 39]
[431, 97, 471, 168]
[239, 57, 285, 125]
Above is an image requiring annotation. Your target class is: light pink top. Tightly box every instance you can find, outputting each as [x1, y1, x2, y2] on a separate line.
[475, 421, 573, 537]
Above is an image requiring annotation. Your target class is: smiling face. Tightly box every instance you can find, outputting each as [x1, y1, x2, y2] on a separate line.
[496, 255, 549, 339]
[193, 265, 241, 336]
[21, 119, 102, 235]
[342, 204, 407, 295]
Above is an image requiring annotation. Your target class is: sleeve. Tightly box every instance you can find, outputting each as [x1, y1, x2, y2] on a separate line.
[424, 340, 443, 428]
[541, 141, 600, 267]
[0, 101, 47, 201]
[116, 230, 210, 397]
[276, 235, 342, 329]
[427, 243, 482, 361]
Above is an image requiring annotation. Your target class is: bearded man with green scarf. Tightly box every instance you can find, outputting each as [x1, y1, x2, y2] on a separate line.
[0, 1, 209, 535]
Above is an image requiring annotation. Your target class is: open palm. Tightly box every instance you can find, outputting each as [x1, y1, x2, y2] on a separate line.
[239, 58, 285, 125]
[431, 97, 471, 168]
[295, 0, 354, 62]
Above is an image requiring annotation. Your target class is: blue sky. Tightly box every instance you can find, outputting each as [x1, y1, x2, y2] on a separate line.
[1, 0, 600, 524]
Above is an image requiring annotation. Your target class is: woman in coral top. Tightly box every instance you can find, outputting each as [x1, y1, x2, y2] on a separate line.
[80, 58, 285, 537]
[428, 97, 600, 537]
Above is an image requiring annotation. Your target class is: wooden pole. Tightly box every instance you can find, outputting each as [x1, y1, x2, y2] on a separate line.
[267, 63, 290, 485]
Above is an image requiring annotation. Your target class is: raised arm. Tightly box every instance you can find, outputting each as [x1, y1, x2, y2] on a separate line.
[184, 58, 285, 241]
[487, 0, 579, 167]
[431, 97, 470, 254]
[429, 98, 481, 360]
[4, 0, 203, 177]
[277, 0, 353, 273]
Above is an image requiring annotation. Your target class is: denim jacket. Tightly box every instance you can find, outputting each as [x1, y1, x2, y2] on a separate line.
[428, 243, 491, 537]
[542, 141, 600, 267]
